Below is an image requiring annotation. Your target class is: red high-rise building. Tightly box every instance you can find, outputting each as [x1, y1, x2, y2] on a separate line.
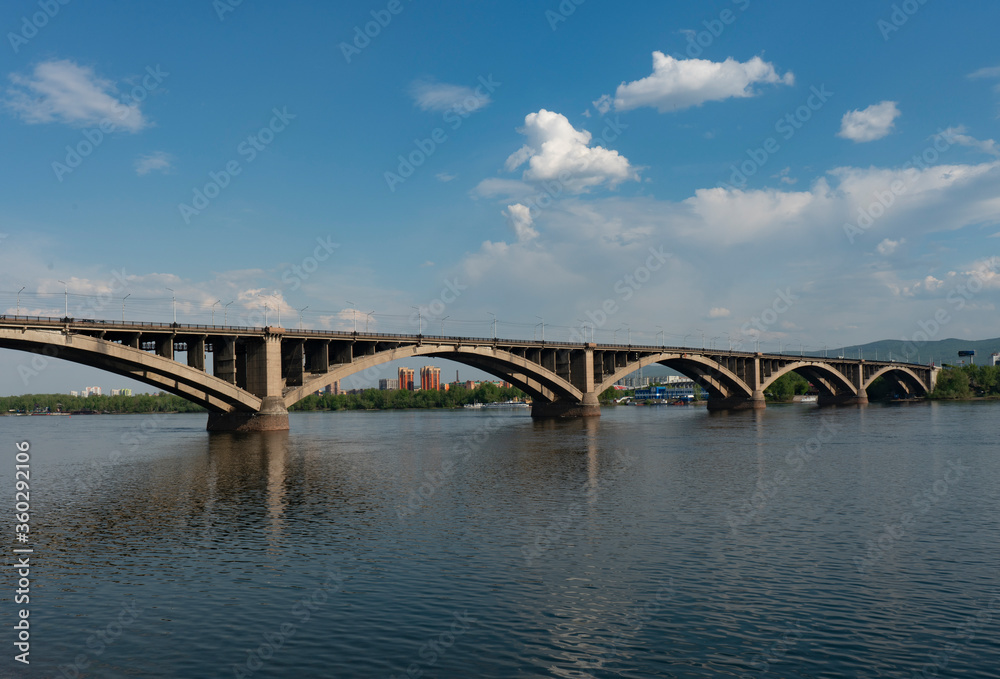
[399, 367, 415, 391]
[420, 366, 441, 391]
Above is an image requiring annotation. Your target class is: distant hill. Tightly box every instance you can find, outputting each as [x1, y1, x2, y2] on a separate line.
[820, 337, 1000, 366]
[632, 337, 1000, 380]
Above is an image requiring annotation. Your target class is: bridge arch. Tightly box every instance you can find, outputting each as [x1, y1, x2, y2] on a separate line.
[759, 361, 858, 398]
[0, 328, 262, 413]
[283, 344, 583, 409]
[594, 352, 755, 400]
[862, 365, 930, 396]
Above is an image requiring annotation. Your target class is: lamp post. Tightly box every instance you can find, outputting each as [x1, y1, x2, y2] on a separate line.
[684, 333, 692, 347]
[411, 306, 422, 334]
[488, 312, 496, 339]
[57, 280, 68, 318]
[224, 301, 233, 326]
[625, 324, 631, 345]
[166, 287, 176, 324]
[614, 327, 621, 343]
[16, 286, 24, 316]
[535, 315, 544, 341]
[710, 335, 720, 350]
[440, 315, 449, 336]
[655, 325, 664, 346]
[122, 293, 130, 322]
[346, 300, 357, 333]
[298, 305, 309, 329]
[365, 310, 374, 333]
[576, 319, 593, 343]
[211, 299, 220, 325]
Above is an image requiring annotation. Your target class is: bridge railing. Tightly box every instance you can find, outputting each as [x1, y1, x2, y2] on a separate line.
[0, 315, 930, 368]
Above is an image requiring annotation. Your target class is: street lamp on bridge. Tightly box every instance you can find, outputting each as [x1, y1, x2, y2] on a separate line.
[16, 286, 24, 316]
[411, 306, 422, 335]
[655, 325, 664, 347]
[224, 301, 234, 326]
[211, 299, 220, 325]
[488, 312, 496, 340]
[166, 287, 176, 324]
[366, 310, 375, 333]
[535, 315, 544, 342]
[57, 280, 68, 318]
[576, 319, 593, 343]
[122, 293, 130, 322]
[346, 300, 357, 333]
[440, 315, 449, 336]
[298, 305, 309, 330]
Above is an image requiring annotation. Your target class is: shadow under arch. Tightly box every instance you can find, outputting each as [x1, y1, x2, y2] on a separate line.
[283, 345, 584, 409]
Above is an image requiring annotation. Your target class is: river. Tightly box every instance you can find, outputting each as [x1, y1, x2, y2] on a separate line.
[1, 402, 998, 678]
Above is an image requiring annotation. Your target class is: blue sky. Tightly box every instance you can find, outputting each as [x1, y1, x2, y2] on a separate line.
[2, 0, 1000, 394]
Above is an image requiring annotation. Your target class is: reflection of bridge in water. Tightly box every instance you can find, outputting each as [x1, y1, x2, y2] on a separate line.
[0, 317, 939, 431]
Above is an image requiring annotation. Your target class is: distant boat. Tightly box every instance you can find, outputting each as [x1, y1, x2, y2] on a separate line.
[483, 400, 529, 409]
[463, 402, 484, 409]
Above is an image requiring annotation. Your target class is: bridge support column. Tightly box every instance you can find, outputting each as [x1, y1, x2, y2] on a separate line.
[531, 345, 601, 418]
[707, 393, 767, 411]
[707, 356, 766, 411]
[208, 328, 288, 432]
[531, 393, 601, 418]
[819, 362, 868, 407]
[213, 338, 237, 384]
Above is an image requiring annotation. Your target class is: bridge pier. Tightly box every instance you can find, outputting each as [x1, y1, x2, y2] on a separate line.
[531, 394, 601, 418]
[207, 396, 290, 432]
[707, 390, 767, 412]
[818, 393, 869, 407]
[208, 328, 290, 432]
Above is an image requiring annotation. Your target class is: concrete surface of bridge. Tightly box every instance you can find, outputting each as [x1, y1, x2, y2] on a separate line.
[0, 317, 939, 431]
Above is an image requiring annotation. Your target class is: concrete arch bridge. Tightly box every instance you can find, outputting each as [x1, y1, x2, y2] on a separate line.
[0, 317, 938, 431]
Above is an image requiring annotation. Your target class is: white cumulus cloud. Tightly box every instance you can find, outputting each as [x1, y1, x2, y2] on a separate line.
[940, 125, 1000, 157]
[876, 238, 903, 255]
[134, 151, 173, 176]
[503, 203, 539, 243]
[838, 101, 900, 143]
[612, 53, 794, 112]
[5, 59, 147, 132]
[503, 109, 637, 194]
[409, 78, 490, 114]
[708, 307, 731, 318]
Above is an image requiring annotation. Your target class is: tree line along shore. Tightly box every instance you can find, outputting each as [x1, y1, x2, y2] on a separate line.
[3, 365, 995, 415]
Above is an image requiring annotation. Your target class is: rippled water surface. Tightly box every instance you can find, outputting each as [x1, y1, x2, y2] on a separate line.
[1, 402, 998, 678]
